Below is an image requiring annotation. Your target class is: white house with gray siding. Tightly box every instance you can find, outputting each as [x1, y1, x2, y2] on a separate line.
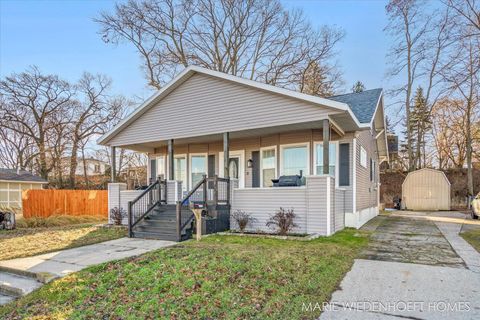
[100, 66, 388, 240]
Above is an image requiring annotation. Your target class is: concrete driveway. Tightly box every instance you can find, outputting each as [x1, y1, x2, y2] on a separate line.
[320, 211, 480, 320]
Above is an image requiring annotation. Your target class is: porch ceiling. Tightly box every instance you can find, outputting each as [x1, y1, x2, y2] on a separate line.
[116, 119, 344, 153]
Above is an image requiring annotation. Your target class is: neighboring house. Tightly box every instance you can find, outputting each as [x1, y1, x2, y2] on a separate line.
[100, 66, 388, 240]
[61, 157, 108, 176]
[0, 169, 47, 208]
[380, 133, 400, 172]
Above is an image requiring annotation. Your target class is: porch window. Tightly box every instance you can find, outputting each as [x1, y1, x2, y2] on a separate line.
[261, 148, 276, 187]
[315, 142, 337, 176]
[281, 144, 309, 177]
[174, 156, 186, 188]
[156, 156, 166, 179]
[190, 155, 207, 187]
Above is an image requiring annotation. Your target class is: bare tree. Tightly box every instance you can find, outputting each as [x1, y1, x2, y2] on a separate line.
[0, 125, 37, 171]
[96, 0, 344, 93]
[385, 1, 453, 171]
[385, 0, 430, 171]
[67, 73, 125, 188]
[441, 0, 480, 195]
[0, 67, 73, 180]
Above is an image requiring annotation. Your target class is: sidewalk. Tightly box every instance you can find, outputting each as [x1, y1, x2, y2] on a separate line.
[0, 237, 176, 277]
[320, 211, 480, 319]
[0, 237, 176, 305]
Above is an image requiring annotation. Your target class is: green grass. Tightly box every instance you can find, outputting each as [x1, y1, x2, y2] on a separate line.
[15, 215, 107, 228]
[460, 228, 480, 253]
[0, 229, 369, 320]
[0, 222, 126, 260]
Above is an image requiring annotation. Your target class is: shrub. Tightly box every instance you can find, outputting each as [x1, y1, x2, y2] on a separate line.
[266, 207, 298, 235]
[110, 207, 126, 225]
[231, 210, 255, 232]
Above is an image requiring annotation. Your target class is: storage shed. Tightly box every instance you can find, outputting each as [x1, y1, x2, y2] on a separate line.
[402, 168, 451, 211]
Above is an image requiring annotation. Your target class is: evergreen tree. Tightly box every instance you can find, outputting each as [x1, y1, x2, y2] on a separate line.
[410, 86, 432, 168]
[351, 81, 366, 93]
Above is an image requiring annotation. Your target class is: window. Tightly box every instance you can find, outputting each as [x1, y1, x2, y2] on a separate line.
[281, 144, 309, 178]
[339, 143, 350, 186]
[190, 155, 207, 187]
[360, 146, 367, 168]
[156, 156, 166, 179]
[174, 156, 186, 189]
[315, 142, 337, 176]
[261, 147, 276, 187]
[370, 159, 376, 182]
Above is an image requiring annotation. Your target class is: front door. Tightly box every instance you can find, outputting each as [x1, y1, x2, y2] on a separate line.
[229, 158, 239, 180]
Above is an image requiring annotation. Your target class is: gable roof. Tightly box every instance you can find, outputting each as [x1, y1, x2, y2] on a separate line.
[98, 66, 381, 145]
[329, 89, 383, 124]
[0, 168, 47, 183]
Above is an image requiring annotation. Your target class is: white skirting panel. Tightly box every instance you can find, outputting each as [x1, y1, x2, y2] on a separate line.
[345, 206, 378, 229]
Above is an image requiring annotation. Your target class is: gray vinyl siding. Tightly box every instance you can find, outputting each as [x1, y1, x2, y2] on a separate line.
[109, 73, 340, 146]
[231, 188, 308, 234]
[356, 130, 380, 211]
[334, 188, 346, 232]
[305, 177, 329, 234]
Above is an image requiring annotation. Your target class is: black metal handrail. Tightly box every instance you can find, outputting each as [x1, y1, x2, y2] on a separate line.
[175, 174, 231, 241]
[128, 177, 166, 237]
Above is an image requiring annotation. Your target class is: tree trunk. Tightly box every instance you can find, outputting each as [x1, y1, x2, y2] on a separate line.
[69, 140, 79, 189]
[82, 147, 89, 189]
[466, 102, 474, 196]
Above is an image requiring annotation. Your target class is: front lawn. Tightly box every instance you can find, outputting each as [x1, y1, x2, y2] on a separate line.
[0, 229, 369, 319]
[0, 218, 126, 260]
[460, 227, 480, 253]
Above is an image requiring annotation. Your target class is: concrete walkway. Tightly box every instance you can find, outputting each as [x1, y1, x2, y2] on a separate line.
[0, 237, 176, 305]
[320, 211, 480, 320]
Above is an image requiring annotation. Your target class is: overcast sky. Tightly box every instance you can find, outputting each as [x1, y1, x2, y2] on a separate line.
[1, 0, 390, 104]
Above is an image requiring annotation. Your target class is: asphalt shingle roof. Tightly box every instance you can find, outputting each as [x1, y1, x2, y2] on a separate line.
[329, 88, 382, 124]
[0, 168, 47, 183]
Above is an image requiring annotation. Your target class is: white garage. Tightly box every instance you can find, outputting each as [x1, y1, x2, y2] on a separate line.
[402, 168, 451, 211]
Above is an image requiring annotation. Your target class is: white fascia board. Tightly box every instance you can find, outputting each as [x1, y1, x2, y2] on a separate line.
[98, 66, 365, 146]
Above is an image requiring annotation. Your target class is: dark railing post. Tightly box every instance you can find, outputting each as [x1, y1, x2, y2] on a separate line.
[202, 174, 207, 206]
[157, 177, 161, 204]
[213, 175, 219, 206]
[128, 200, 133, 238]
[227, 178, 231, 207]
[164, 179, 168, 204]
[176, 201, 181, 241]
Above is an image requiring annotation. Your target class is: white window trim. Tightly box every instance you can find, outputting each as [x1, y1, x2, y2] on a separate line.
[360, 146, 367, 168]
[156, 155, 167, 179]
[219, 150, 245, 188]
[313, 141, 339, 186]
[188, 153, 208, 190]
[174, 154, 187, 190]
[279, 142, 310, 176]
[260, 145, 277, 188]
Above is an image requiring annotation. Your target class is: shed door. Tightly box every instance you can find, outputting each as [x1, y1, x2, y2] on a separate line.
[411, 186, 438, 211]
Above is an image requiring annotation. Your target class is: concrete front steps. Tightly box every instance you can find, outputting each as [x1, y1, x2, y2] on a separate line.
[0, 266, 53, 305]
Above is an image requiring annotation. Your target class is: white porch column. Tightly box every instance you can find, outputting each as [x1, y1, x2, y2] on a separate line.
[323, 119, 330, 175]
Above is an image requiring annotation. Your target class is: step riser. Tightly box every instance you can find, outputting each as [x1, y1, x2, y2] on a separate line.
[0, 285, 22, 297]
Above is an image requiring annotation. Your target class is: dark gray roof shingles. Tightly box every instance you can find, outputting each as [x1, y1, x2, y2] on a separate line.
[0, 168, 47, 183]
[329, 88, 382, 124]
